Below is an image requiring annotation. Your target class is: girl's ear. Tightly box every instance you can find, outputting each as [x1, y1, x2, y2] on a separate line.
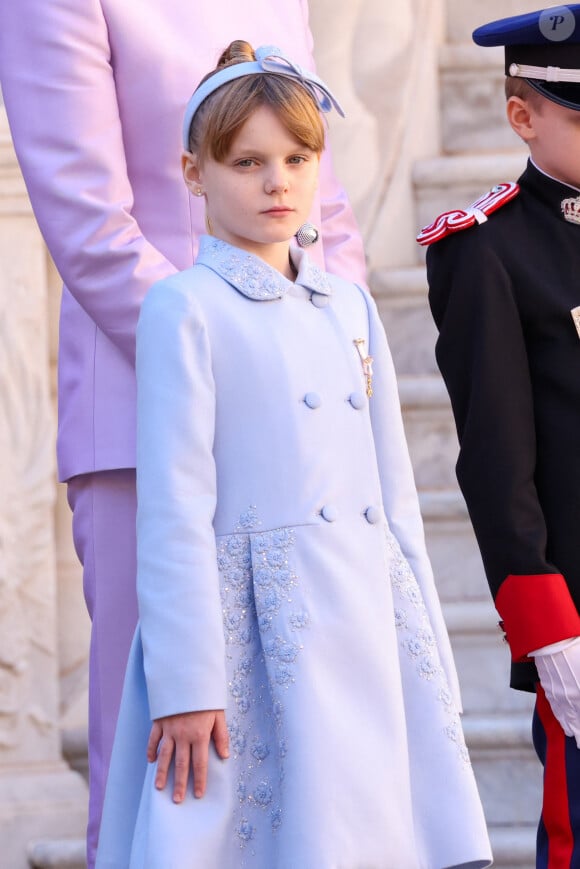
[182, 151, 204, 196]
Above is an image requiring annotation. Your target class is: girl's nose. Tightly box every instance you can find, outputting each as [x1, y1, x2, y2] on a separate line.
[265, 171, 289, 194]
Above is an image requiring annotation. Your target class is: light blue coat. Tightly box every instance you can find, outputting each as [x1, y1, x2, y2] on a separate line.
[96, 237, 491, 868]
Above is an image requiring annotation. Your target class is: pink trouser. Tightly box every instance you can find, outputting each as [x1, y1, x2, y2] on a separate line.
[67, 469, 139, 869]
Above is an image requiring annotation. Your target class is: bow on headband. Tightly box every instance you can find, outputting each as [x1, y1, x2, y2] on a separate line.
[182, 45, 345, 150]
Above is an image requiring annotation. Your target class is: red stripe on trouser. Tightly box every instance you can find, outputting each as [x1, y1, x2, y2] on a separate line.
[537, 684, 574, 867]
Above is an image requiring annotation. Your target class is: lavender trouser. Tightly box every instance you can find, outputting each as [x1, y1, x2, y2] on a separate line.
[67, 469, 139, 869]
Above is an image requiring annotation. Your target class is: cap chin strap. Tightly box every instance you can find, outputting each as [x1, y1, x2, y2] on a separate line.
[509, 62, 580, 82]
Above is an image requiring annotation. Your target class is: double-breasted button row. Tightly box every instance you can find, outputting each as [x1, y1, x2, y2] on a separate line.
[310, 293, 330, 309]
[364, 506, 382, 525]
[348, 391, 366, 410]
[320, 505, 382, 524]
[320, 504, 339, 522]
[303, 391, 367, 410]
[304, 392, 322, 409]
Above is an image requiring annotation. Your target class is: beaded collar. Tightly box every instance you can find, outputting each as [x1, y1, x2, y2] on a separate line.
[196, 235, 332, 301]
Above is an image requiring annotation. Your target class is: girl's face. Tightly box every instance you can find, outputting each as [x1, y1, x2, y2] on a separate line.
[183, 104, 320, 275]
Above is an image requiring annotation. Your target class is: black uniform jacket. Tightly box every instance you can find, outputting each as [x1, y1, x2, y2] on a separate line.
[426, 160, 580, 691]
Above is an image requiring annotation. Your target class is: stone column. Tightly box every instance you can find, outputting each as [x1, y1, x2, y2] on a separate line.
[309, 0, 445, 270]
[0, 107, 87, 868]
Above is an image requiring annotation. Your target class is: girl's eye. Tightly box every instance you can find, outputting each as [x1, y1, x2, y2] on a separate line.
[236, 158, 256, 167]
[288, 155, 306, 164]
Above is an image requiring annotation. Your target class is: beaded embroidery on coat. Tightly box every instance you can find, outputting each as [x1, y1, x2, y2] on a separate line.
[216, 507, 309, 856]
[386, 527, 470, 764]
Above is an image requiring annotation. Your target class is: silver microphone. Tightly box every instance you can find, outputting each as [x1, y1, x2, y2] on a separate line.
[295, 222, 320, 247]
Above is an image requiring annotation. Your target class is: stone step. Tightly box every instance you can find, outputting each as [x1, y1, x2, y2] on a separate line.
[440, 43, 517, 154]
[420, 487, 467, 518]
[464, 713, 541, 832]
[419, 489, 491, 604]
[444, 600, 536, 719]
[371, 266, 439, 377]
[413, 150, 527, 252]
[488, 826, 536, 869]
[419, 493, 528, 717]
[420, 512, 490, 608]
[28, 839, 85, 869]
[463, 711, 536, 751]
[398, 375, 459, 491]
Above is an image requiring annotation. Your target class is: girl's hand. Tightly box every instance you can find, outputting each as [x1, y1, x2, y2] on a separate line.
[147, 710, 229, 802]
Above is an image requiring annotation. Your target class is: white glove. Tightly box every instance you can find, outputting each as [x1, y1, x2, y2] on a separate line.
[531, 636, 580, 746]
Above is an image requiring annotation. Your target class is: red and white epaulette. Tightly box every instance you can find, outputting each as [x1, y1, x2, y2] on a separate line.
[416, 182, 520, 246]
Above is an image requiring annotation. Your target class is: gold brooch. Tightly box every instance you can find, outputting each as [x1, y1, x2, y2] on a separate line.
[353, 339, 373, 398]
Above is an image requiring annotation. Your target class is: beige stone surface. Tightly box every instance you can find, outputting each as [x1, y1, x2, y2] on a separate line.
[0, 108, 88, 867]
[310, 0, 446, 270]
[445, 0, 547, 44]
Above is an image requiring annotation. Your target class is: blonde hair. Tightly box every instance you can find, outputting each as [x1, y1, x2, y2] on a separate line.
[187, 40, 326, 162]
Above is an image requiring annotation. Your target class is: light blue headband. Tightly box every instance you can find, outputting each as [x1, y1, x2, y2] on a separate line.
[182, 44, 345, 150]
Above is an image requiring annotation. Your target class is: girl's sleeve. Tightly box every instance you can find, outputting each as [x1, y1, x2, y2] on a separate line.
[360, 288, 462, 706]
[135, 280, 227, 720]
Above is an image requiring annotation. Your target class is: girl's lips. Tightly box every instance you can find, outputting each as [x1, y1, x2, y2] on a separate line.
[262, 206, 294, 214]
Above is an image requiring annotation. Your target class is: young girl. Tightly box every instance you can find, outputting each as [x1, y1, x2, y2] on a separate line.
[95, 41, 492, 869]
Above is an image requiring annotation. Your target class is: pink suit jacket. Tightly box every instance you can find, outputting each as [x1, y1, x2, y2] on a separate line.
[0, 0, 367, 481]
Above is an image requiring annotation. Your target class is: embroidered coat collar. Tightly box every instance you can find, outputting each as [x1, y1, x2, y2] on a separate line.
[196, 235, 332, 300]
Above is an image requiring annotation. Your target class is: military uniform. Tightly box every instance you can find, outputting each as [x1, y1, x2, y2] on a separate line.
[424, 159, 580, 691]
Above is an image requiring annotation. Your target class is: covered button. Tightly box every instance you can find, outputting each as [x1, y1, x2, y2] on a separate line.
[310, 292, 330, 308]
[348, 391, 366, 410]
[364, 506, 382, 525]
[304, 392, 322, 409]
[321, 504, 338, 523]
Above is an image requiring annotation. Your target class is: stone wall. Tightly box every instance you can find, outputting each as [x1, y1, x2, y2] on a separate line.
[310, 0, 445, 270]
[0, 109, 87, 869]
